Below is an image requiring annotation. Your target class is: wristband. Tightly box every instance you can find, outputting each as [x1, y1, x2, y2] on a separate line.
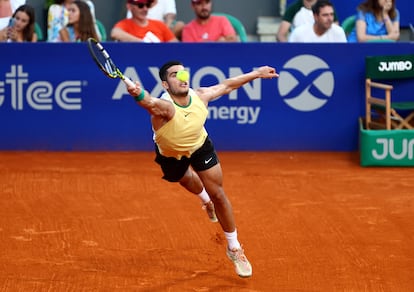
[134, 88, 145, 102]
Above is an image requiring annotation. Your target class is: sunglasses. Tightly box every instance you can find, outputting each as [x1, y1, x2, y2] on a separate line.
[131, 2, 152, 8]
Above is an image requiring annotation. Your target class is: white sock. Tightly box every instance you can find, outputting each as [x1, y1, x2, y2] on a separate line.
[197, 188, 211, 204]
[224, 229, 241, 250]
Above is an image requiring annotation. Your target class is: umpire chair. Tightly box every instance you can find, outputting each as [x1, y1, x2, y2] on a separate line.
[365, 54, 414, 130]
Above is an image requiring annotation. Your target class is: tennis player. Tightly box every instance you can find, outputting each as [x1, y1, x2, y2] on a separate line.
[127, 61, 278, 278]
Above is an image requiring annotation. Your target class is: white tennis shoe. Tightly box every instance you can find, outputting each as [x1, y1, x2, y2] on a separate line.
[226, 246, 252, 278]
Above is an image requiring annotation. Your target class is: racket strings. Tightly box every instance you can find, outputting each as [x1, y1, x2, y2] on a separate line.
[91, 43, 117, 77]
[104, 61, 114, 75]
[88, 38, 125, 80]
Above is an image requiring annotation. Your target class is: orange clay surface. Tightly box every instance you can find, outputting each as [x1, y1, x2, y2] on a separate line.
[0, 151, 413, 291]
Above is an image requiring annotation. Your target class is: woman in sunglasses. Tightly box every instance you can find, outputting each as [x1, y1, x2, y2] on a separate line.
[111, 0, 178, 42]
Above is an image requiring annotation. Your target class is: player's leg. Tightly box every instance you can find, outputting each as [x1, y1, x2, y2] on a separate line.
[178, 167, 203, 194]
[189, 137, 236, 231]
[154, 144, 216, 221]
[191, 137, 252, 277]
[179, 168, 218, 222]
[155, 141, 250, 277]
[196, 163, 235, 232]
[189, 137, 235, 231]
[197, 164, 252, 278]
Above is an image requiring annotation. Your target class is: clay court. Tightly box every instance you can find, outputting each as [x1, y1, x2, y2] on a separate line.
[0, 151, 413, 291]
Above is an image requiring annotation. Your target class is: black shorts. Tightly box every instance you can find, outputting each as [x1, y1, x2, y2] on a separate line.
[154, 136, 219, 182]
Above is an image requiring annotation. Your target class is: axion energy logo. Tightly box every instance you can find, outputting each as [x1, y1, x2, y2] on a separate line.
[277, 54, 334, 112]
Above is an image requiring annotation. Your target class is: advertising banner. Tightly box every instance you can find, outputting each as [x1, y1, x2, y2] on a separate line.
[360, 119, 414, 166]
[0, 42, 413, 151]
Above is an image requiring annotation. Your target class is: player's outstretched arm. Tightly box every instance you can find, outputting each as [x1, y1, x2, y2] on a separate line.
[197, 66, 279, 103]
[127, 82, 174, 118]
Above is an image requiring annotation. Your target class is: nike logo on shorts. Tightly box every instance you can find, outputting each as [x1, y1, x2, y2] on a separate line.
[205, 157, 213, 164]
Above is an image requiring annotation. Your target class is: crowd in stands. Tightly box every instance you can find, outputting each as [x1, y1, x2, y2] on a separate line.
[0, 0, 402, 43]
[287, 0, 346, 43]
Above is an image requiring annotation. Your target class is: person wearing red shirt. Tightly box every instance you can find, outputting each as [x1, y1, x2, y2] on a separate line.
[182, 0, 237, 42]
[111, 0, 177, 42]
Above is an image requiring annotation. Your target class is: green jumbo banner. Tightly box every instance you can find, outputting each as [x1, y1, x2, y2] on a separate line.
[359, 119, 414, 166]
[365, 54, 414, 80]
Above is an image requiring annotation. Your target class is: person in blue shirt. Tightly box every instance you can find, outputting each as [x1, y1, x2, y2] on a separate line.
[348, 0, 400, 42]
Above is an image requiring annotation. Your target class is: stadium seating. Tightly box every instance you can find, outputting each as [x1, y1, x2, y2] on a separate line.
[212, 12, 248, 42]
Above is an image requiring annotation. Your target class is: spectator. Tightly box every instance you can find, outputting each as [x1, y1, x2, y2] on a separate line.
[289, 0, 346, 42]
[127, 0, 185, 40]
[59, 0, 98, 42]
[48, 0, 100, 42]
[111, 0, 177, 42]
[83, 0, 102, 41]
[0, 3, 36, 42]
[181, 0, 237, 42]
[347, 0, 399, 42]
[47, 0, 72, 42]
[277, 0, 317, 42]
[277, 0, 339, 42]
[0, 0, 25, 30]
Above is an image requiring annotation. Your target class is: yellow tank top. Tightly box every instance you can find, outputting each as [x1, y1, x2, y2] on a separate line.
[154, 90, 208, 159]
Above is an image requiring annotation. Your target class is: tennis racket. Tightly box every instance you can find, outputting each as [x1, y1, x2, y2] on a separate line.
[87, 38, 135, 87]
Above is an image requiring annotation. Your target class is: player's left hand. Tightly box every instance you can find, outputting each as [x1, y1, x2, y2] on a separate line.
[256, 66, 279, 79]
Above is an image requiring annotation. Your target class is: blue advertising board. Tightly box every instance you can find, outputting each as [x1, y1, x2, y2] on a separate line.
[0, 42, 413, 151]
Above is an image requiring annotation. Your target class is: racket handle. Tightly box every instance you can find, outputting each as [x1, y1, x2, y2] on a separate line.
[123, 77, 135, 88]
